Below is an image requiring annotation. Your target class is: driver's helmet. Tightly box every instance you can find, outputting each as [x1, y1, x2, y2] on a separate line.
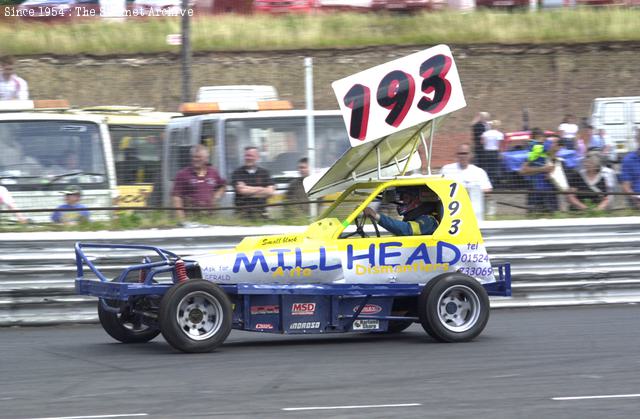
[396, 186, 439, 216]
[396, 186, 422, 216]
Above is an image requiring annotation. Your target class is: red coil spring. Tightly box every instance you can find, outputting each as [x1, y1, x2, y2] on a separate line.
[175, 259, 188, 282]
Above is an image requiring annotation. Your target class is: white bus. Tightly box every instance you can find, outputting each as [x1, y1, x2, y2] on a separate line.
[0, 112, 117, 223]
[162, 109, 350, 214]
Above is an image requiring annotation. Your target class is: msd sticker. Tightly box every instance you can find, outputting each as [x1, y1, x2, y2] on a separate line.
[353, 319, 380, 330]
[292, 302, 316, 316]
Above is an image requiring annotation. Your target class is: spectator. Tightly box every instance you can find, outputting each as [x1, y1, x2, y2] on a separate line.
[0, 56, 29, 101]
[558, 114, 579, 149]
[566, 153, 616, 211]
[480, 119, 504, 186]
[519, 134, 561, 213]
[232, 146, 275, 220]
[590, 128, 617, 165]
[284, 157, 310, 218]
[471, 111, 490, 169]
[51, 186, 89, 225]
[620, 135, 640, 209]
[0, 185, 27, 224]
[441, 143, 493, 221]
[172, 144, 226, 221]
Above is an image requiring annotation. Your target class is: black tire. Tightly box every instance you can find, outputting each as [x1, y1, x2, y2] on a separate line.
[98, 299, 160, 343]
[159, 280, 232, 353]
[418, 273, 490, 343]
[386, 320, 414, 333]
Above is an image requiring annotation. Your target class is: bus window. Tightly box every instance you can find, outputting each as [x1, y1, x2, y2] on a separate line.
[110, 126, 164, 185]
[0, 120, 107, 188]
[200, 120, 219, 167]
[223, 116, 348, 181]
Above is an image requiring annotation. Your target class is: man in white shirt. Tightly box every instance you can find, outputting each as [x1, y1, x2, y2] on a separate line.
[0, 56, 29, 101]
[441, 144, 493, 221]
[558, 114, 579, 149]
[480, 119, 504, 184]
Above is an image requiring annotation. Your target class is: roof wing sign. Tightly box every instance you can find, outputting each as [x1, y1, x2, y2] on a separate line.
[304, 45, 465, 198]
[332, 44, 466, 147]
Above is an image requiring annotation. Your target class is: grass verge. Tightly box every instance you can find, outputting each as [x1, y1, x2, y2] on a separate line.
[1, 8, 640, 56]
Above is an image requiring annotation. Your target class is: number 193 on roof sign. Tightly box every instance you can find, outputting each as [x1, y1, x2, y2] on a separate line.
[332, 44, 466, 147]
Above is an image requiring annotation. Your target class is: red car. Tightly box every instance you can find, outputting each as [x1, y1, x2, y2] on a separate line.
[254, 0, 316, 13]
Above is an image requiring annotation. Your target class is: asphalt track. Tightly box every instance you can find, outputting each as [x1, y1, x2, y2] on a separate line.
[1, 305, 639, 419]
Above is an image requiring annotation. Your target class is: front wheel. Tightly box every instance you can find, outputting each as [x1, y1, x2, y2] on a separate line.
[98, 299, 160, 343]
[159, 280, 232, 353]
[418, 273, 490, 342]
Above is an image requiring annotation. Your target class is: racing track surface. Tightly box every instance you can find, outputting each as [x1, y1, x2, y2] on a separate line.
[1, 305, 639, 419]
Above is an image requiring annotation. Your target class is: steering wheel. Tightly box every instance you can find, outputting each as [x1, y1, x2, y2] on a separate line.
[344, 212, 381, 239]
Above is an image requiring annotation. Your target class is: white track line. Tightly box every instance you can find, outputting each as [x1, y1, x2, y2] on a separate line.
[553, 394, 640, 401]
[29, 414, 148, 419]
[283, 403, 422, 411]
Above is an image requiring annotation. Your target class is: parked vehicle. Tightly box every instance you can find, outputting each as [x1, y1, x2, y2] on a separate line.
[0, 106, 117, 223]
[70, 106, 181, 207]
[590, 96, 640, 154]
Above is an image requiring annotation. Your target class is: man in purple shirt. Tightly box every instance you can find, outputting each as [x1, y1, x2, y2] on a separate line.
[172, 144, 226, 221]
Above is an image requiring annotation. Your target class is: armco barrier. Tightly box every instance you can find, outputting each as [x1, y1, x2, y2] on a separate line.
[1, 217, 640, 326]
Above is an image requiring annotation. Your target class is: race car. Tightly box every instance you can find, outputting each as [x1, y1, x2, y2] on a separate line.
[74, 45, 512, 353]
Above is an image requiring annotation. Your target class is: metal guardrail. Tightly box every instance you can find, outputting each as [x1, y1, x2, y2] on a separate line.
[1, 217, 639, 326]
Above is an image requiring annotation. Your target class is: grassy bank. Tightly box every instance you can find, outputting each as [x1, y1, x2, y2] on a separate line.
[2, 8, 640, 56]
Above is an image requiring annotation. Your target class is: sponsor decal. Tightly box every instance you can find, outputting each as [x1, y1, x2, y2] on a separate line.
[232, 241, 461, 274]
[354, 304, 383, 314]
[292, 302, 316, 316]
[255, 323, 274, 330]
[290, 321, 320, 330]
[251, 305, 280, 315]
[353, 319, 380, 330]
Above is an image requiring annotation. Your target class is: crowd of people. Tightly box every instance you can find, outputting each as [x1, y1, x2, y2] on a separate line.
[469, 111, 640, 214]
[2, 52, 640, 224]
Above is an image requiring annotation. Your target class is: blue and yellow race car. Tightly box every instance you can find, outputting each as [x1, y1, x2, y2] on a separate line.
[74, 45, 511, 353]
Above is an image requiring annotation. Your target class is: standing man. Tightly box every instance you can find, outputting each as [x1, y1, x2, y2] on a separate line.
[172, 144, 226, 221]
[480, 119, 504, 185]
[441, 143, 493, 221]
[284, 157, 310, 218]
[51, 186, 90, 225]
[232, 146, 275, 220]
[620, 134, 640, 209]
[0, 56, 29, 101]
[471, 111, 490, 169]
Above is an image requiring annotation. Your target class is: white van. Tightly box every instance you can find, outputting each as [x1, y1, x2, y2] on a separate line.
[590, 96, 640, 154]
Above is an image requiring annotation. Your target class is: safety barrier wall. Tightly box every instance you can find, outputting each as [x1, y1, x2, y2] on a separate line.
[1, 217, 639, 326]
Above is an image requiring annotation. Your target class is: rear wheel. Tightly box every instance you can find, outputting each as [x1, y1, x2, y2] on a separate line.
[418, 273, 490, 342]
[159, 280, 232, 353]
[98, 299, 160, 343]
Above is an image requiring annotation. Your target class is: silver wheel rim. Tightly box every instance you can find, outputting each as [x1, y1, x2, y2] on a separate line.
[175, 291, 224, 341]
[437, 285, 481, 332]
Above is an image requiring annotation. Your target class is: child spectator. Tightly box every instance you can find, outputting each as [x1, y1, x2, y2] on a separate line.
[51, 186, 90, 225]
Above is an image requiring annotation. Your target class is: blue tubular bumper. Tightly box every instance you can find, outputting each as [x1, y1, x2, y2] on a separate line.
[484, 263, 512, 297]
[73, 242, 196, 301]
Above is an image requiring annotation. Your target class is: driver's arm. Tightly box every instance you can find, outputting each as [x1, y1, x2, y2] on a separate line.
[364, 207, 412, 236]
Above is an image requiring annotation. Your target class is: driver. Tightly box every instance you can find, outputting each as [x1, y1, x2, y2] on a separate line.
[363, 186, 439, 236]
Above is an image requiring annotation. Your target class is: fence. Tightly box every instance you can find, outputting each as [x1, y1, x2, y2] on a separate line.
[1, 217, 640, 326]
